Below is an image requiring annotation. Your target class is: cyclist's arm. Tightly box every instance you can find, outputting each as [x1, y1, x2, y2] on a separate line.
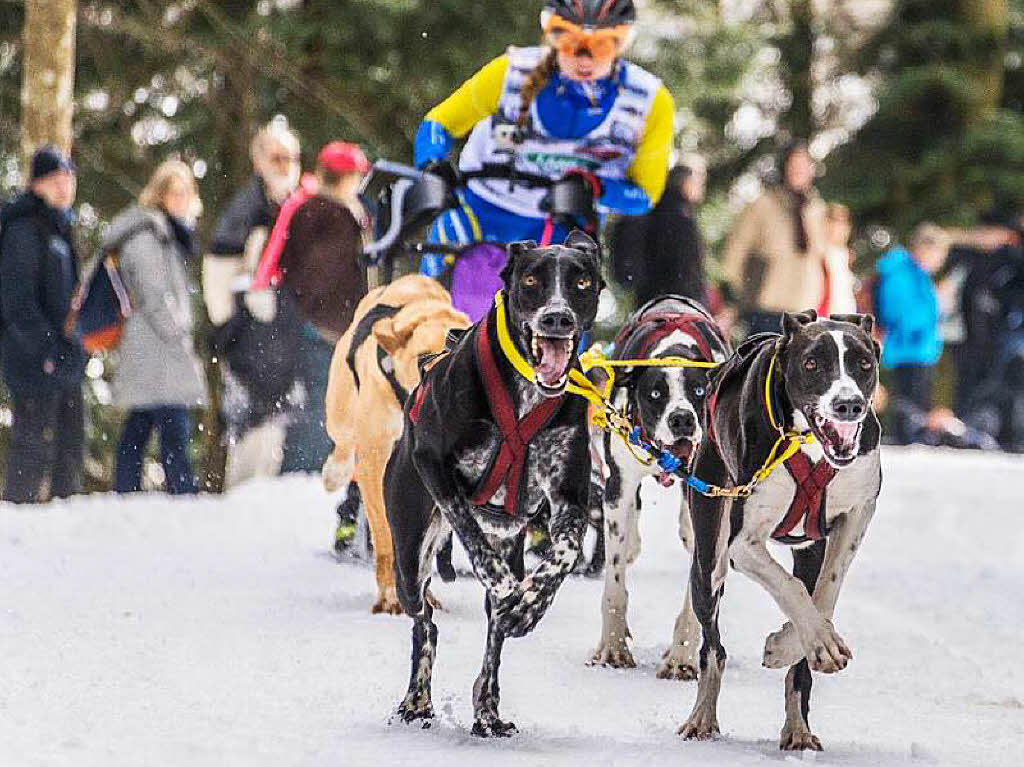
[414, 54, 509, 167]
[599, 85, 675, 215]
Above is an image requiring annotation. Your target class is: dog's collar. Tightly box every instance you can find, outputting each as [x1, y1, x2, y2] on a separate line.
[764, 351, 785, 434]
[764, 343, 816, 445]
[494, 290, 537, 384]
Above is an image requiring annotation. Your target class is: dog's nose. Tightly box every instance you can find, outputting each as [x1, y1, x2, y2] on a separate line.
[668, 410, 697, 439]
[538, 311, 576, 336]
[831, 396, 866, 421]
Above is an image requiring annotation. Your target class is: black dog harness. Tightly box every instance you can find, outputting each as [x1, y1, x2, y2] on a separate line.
[706, 334, 835, 544]
[346, 304, 409, 406]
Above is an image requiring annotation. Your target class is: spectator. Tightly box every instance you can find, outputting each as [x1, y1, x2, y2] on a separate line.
[0, 146, 85, 503]
[273, 141, 371, 472]
[105, 160, 208, 494]
[873, 223, 950, 444]
[721, 140, 827, 334]
[823, 202, 858, 315]
[202, 119, 303, 488]
[611, 157, 708, 306]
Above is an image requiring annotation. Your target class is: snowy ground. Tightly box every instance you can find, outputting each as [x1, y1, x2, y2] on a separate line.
[1, 448, 1022, 767]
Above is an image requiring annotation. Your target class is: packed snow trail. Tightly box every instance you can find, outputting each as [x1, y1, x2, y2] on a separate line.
[1, 448, 1022, 766]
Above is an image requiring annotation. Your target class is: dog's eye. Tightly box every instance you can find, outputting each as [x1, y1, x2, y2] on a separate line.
[859, 357, 873, 371]
[694, 386, 705, 397]
[577, 277, 592, 290]
[522, 275, 537, 288]
[649, 390, 661, 400]
[804, 357, 817, 371]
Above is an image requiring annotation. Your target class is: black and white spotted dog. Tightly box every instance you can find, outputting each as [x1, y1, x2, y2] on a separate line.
[679, 310, 882, 751]
[384, 231, 602, 737]
[590, 296, 730, 682]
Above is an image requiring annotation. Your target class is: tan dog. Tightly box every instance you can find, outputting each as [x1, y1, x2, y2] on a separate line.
[323, 275, 471, 614]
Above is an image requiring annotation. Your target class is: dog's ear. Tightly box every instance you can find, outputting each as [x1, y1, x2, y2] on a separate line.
[564, 229, 602, 261]
[781, 310, 817, 337]
[830, 312, 874, 336]
[831, 313, 881, 359]
[501, 240, 537, 286]
[372, 317, 405, 356]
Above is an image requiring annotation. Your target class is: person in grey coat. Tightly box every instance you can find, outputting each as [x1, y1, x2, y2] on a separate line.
[107, 160, 208, 494]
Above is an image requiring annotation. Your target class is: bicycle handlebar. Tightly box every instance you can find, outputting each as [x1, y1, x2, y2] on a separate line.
[360, 159, 594, 265]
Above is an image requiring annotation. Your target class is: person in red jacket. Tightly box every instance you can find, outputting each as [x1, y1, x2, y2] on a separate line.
[254, 142, 372, 494]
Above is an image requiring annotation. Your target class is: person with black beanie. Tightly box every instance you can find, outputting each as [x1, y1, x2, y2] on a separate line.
[0, 145, 85, 503]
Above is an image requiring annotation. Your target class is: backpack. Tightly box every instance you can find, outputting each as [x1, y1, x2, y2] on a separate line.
[65, 250, 132, 353]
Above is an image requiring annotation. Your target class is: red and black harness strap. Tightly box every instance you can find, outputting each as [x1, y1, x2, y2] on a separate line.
[614, 311, 720, 363]
[470, 313, 565, 516]
[772, 451, 836, 544]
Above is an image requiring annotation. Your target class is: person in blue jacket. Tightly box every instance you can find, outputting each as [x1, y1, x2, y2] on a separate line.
[873, 223, 951, 443]
[413, 0, 674, 319]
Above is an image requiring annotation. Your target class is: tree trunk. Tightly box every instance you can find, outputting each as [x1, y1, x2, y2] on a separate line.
[783, 0, 815, 140]
[20, 0, 77, 169]
[958, 0, 1008, 116]
[198, 51, 259, 495]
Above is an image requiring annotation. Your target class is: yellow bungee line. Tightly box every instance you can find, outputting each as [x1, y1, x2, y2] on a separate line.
[492, 292, 814, 497]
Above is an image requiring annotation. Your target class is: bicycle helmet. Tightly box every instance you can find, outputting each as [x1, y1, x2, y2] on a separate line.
[543, 0, 637, 28]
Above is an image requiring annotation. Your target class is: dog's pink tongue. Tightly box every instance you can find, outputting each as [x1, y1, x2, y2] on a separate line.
[535, 338, 571, 386]
[833, 420, 860, 446]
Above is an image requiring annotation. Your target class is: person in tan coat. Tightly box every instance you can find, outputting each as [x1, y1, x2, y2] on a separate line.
[721, 140, 827, 335]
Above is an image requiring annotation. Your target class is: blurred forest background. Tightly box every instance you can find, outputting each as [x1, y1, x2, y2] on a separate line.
[1, 0, 1023, 487]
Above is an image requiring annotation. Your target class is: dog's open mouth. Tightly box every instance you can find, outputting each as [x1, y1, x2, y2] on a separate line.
[808, 411, 863, 466]
[528, 332, 576, 396]
[653, 438, 697, 486]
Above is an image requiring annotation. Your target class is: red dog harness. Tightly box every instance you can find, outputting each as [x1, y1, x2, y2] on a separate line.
[471, 313, 564, 515]
[772, 452, 836, 544]
[614, 310, 720, 363]
[408, 313, 564, 516]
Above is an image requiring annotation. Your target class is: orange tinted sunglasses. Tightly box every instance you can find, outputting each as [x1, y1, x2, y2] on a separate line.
[542, 15, 631, 63]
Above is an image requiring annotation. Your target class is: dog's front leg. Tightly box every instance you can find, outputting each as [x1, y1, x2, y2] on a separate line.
[499, 498, 587, 639]
[678, 488, 731, 741]
[591, 461, 641, 668]
[473, 533, 525, 737]
[730, 535, 852, 674]
[763, 498, 878, 669]
[657, 495, 700, 681]
[413, 443, 519, 604]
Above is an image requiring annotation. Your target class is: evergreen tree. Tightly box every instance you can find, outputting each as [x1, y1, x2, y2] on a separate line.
[821, 0, 1024, 233]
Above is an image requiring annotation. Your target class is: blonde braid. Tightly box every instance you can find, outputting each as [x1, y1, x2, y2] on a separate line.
[517, 47, 559, 131]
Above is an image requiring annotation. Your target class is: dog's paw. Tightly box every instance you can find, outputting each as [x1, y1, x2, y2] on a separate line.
[762, 621, 802, 669]
[780, 729, 823, 751]
[656, 649, 697, 681]
[589, 640, 636, 669]
[371, 595, 403, 615]
[395, 696, 434, 727]
[677, 708, 720, 741]
[803, 620, 853, 674]
[496, 587, 550, 638]
[471, 718, 518, 738]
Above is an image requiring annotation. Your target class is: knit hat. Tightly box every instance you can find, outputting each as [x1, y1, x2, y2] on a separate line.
[30, 145, 76, 181]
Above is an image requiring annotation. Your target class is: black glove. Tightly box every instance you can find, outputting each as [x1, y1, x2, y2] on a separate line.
[422, 159, 459, 187]
[422, 160, 461, 209]
[542, 169, 601, 222]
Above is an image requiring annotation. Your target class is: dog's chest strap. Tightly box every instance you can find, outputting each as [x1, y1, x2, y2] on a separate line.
[772, 452, 837, 544]
[472, 314, 564, 516]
